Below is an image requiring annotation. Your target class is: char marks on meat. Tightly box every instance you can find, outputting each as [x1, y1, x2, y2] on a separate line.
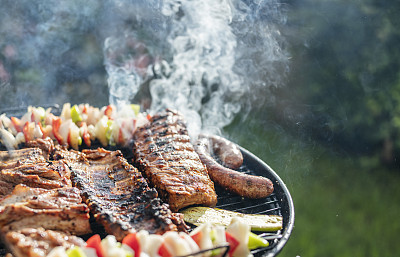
[3, 227, 85, 257]
[0, 184, 91, 235]
[0, 148, 47, 171]
[133, 109, 217, 212]
[25, 138, 55, 159]
[58, 147, 187, 241]
[0, 140, 71, 200]
[0, 139, 91, 256]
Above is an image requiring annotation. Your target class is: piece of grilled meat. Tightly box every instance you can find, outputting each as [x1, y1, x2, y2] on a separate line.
[0, 184, 91, 235]
[0, 148, 47, 172]
[2, 227, 85, 257]
[25, 138, 55, 159]
[56, 147, 187, 241]
[0, 138, 54, 171]
[0, 141, 71, 199]
[133, 109, 218, 212]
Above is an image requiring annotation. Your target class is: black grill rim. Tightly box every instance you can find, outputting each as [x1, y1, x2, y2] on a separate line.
[238, 147, 295, 257]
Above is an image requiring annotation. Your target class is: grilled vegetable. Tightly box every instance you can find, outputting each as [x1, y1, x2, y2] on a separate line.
[248, 232, 269, 250]
[44, 218, 269, 257]
[0, 104, 149, 150]
[71, 105, 83, 123]
[0, 128, 18, 149]
[121, 233, 140, 257]
[181, 206, 283, 232]
[226, 218, 250, 257]
[66, 247, 87, 257]
[86, 235, 105, 257]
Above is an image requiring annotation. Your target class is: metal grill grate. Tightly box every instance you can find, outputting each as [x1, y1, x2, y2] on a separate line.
[211, 152, 293, 257]
[0, 106, 294, 257]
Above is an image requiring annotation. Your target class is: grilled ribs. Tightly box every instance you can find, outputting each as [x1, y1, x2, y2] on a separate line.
[56, 147, 187, 241]
[133, 109, 218, 212]
[0, 184, 91, 235]
[2, 227, 85, 257]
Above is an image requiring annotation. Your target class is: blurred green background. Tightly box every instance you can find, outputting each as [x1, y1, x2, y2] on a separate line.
[1, 0, 400, 256]
[226, 0, 400, 256]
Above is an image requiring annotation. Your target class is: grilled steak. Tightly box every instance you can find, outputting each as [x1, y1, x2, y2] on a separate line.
[0, 148, 47, 171]
[0, 160, 72, 199]
[25, 138, 55, 159]
[0, 138, 54, 170]
[2, 227, 85, 257]
[0, 140, 71, 199]
[57, 147, 187, 241]
[133, 109, 217, 212]
[0, 184, 91, 235]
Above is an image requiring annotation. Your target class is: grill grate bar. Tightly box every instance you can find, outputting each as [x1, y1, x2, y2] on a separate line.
[224, 201, 280, 213]
[253, 207, 282, 214]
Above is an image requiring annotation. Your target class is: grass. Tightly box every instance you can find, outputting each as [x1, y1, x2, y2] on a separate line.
[225, 115, 400, 257]
[279, 154, 400, 257]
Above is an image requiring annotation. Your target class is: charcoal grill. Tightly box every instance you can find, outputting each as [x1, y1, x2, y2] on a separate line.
[0, 105, 294, 257]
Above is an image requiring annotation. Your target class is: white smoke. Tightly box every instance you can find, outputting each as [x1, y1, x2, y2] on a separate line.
[104, 0, 289, 139]
[149, 0, 240, 138]
[0, 0, 288, 139]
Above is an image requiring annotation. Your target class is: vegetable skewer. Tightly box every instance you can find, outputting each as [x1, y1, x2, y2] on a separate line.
[0, 103, 149, 150]
[47, 218, 268, 257]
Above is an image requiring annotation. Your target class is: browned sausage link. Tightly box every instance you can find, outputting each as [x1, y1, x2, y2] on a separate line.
[195, 137, 274, 199]
[200, 134, 244, 170]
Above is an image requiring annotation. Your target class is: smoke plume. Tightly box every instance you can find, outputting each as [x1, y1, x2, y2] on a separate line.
[104, 0, 289, 138]
[0, 0, 288, 139]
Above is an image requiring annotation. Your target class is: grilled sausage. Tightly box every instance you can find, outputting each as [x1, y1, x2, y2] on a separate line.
[201, 134, 243, 170]
[194, 136, 274, 199]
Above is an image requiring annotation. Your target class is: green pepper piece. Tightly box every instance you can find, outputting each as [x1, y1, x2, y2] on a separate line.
[71, 105, 83, 123]
[130, 104, 140, 116]
[105, 120, 115, 146]
[66, 246, 88, 257]
[209, 229, 221, 256]
[247, 232, 269, 250]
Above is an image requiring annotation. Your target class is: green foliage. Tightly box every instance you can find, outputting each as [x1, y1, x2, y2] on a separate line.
[277, 0, 400, 163]
[225, 112, 400, 257]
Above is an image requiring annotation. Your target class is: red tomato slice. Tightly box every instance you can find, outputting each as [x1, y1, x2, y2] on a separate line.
[81, 122, 91, 147]
[10, 117, 22, 132]
[23, 122, 31, 142]
[104, 105, 113, 119]
[122, 233, 141, 257]
[86, 234, 105, 257]
[52, 117, 63, 144]
[118, 128, 124, 145]
[190, 230, 203, 247]
[157, 242, 173, 257]
[225, 232, 240, 257]
[38, 122, 47, 139]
